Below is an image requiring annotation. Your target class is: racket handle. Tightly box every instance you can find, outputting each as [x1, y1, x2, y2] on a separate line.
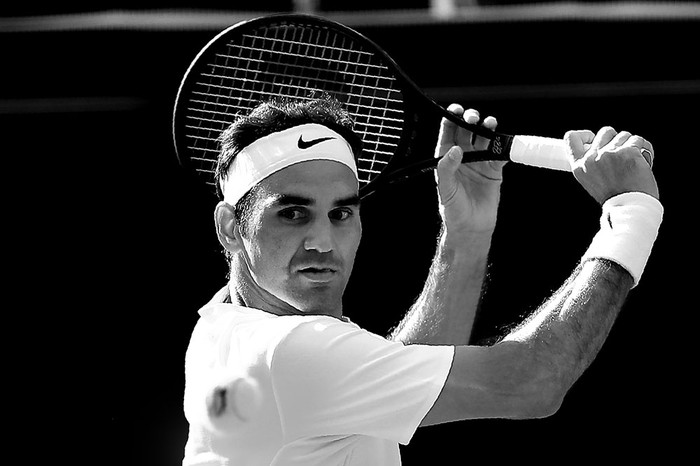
[509, 135, 572, 172]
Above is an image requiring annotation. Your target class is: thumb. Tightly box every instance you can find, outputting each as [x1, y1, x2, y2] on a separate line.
[436, 146, 463, 205]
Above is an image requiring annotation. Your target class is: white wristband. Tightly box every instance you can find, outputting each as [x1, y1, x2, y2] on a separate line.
[581, 192, 663, 287]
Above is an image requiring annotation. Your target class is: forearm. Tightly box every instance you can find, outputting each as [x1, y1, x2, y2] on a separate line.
[498, 193, 661, 412]
[422, 257, 637, 425]
[389, 227, 493, 345]
[503, 258, 632, 398]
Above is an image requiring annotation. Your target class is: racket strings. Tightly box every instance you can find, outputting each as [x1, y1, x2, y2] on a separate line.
[182, 21, 406, 187]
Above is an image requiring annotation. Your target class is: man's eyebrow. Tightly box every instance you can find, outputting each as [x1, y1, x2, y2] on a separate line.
[271, 194, 361, 208]
[273, 194, 313, 206]
[334, 194, 361, 208]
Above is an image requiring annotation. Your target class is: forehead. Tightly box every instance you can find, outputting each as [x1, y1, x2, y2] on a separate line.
[256, 160, 359, 206]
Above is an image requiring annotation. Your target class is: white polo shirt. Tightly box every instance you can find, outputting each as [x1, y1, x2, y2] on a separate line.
[182, 302, 454, 466]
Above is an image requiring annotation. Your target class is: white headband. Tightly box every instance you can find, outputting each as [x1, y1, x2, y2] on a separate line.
[221, 123, 358, 206]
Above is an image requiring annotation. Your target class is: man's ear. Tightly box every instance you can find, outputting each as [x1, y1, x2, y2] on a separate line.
[215, 201, 241, 253]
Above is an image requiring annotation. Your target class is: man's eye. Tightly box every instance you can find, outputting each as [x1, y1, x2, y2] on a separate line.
[278, 208, 308, 221]
[330, 208, 353, 222]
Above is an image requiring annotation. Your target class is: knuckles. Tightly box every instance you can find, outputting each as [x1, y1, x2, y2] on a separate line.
[569, 126, 659, 202]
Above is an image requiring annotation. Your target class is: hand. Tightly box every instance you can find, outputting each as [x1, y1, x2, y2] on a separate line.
[435, 104, 506, 235]
[565, 126, 659, 204]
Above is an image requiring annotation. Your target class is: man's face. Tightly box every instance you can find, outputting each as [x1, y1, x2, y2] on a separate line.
[237, 160, 361, 316]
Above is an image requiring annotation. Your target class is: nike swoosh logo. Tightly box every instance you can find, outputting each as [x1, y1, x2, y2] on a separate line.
[297, 135, 336, 149]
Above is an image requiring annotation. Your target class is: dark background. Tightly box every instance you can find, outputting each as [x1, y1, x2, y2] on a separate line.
[3, 3, 697, 465]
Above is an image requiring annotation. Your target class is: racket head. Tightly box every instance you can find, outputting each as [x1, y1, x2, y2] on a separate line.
[172, 13, 419, 197]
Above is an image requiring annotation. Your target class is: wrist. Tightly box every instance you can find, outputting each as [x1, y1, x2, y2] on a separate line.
[439, 206, 498, 242]
[439, 223, 495, 259]
[581, 191, 663, 287]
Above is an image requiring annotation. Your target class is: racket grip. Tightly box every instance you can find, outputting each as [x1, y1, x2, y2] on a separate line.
[509, 135, 572, 172]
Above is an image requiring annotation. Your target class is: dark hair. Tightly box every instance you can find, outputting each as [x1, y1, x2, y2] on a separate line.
[217, 95, 362, 191]
[215, 95, 363, 236]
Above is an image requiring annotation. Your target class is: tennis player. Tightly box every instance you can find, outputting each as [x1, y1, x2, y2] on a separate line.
[182, 96, 662, 465]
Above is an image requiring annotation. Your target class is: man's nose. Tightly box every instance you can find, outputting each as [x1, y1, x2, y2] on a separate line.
[304, 217, 334, 253]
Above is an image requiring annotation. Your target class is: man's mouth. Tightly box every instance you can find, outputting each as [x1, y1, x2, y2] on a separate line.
[296, 266, 338, 282]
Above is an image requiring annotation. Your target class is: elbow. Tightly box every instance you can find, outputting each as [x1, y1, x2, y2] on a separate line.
[442, 342, 572, 423]
[498, 344, 568, 420]
[508, 381, 564, 420]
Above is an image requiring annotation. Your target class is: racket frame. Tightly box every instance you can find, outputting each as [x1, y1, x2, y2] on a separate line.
[173, 13, 515, 200]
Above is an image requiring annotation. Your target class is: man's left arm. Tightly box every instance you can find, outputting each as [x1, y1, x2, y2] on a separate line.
[390, 105, 505, 345]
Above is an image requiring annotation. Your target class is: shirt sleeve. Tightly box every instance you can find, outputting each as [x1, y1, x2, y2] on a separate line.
[270, 316, 454, 445]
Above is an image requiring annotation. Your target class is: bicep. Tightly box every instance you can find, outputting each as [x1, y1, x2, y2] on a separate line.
[421, 341, 556, 426]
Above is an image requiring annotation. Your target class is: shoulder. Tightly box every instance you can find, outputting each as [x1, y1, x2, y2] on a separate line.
[273, 315, 383, 358]
[271, 315, 453, 380]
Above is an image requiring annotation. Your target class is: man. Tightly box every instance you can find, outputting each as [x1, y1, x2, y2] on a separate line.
[182, 96, 662, 465]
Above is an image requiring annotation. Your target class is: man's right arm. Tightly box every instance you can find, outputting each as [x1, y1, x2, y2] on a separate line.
[422, 257, 631, 424]
[421, 126, 662, 426]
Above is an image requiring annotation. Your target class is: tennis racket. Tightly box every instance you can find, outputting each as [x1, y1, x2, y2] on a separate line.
[173, 13, 572, 200]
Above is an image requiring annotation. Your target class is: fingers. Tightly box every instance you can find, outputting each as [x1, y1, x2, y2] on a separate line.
[566, 127, 654, 168]
[462, 108, 480, 146]
[437, 104, 498, 156]
[477, 115, 498, 150]
[462, 108, 498, 150]
[627, 135, 655, 167]
[570, 125, 658, 203]
[447, 102, 465, 117]
[564, 129, 596, 163]
[436, 104, 464, 151]
[462, 108, 479, 125]
[590, 126, 618, 153]
[605, 131, 654, 164]
[608, 130, 633, 149]
[460, 108, 498, 153]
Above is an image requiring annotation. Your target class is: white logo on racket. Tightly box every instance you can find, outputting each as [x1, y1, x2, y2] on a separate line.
[493, 137, 503, 155]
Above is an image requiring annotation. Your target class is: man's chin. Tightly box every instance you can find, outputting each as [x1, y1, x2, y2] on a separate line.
[284, 278, 346, 315]
[287, 290, 344, 317]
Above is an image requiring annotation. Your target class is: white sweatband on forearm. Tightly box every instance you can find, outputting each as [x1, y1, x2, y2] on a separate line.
[581, 192, 664, 287]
